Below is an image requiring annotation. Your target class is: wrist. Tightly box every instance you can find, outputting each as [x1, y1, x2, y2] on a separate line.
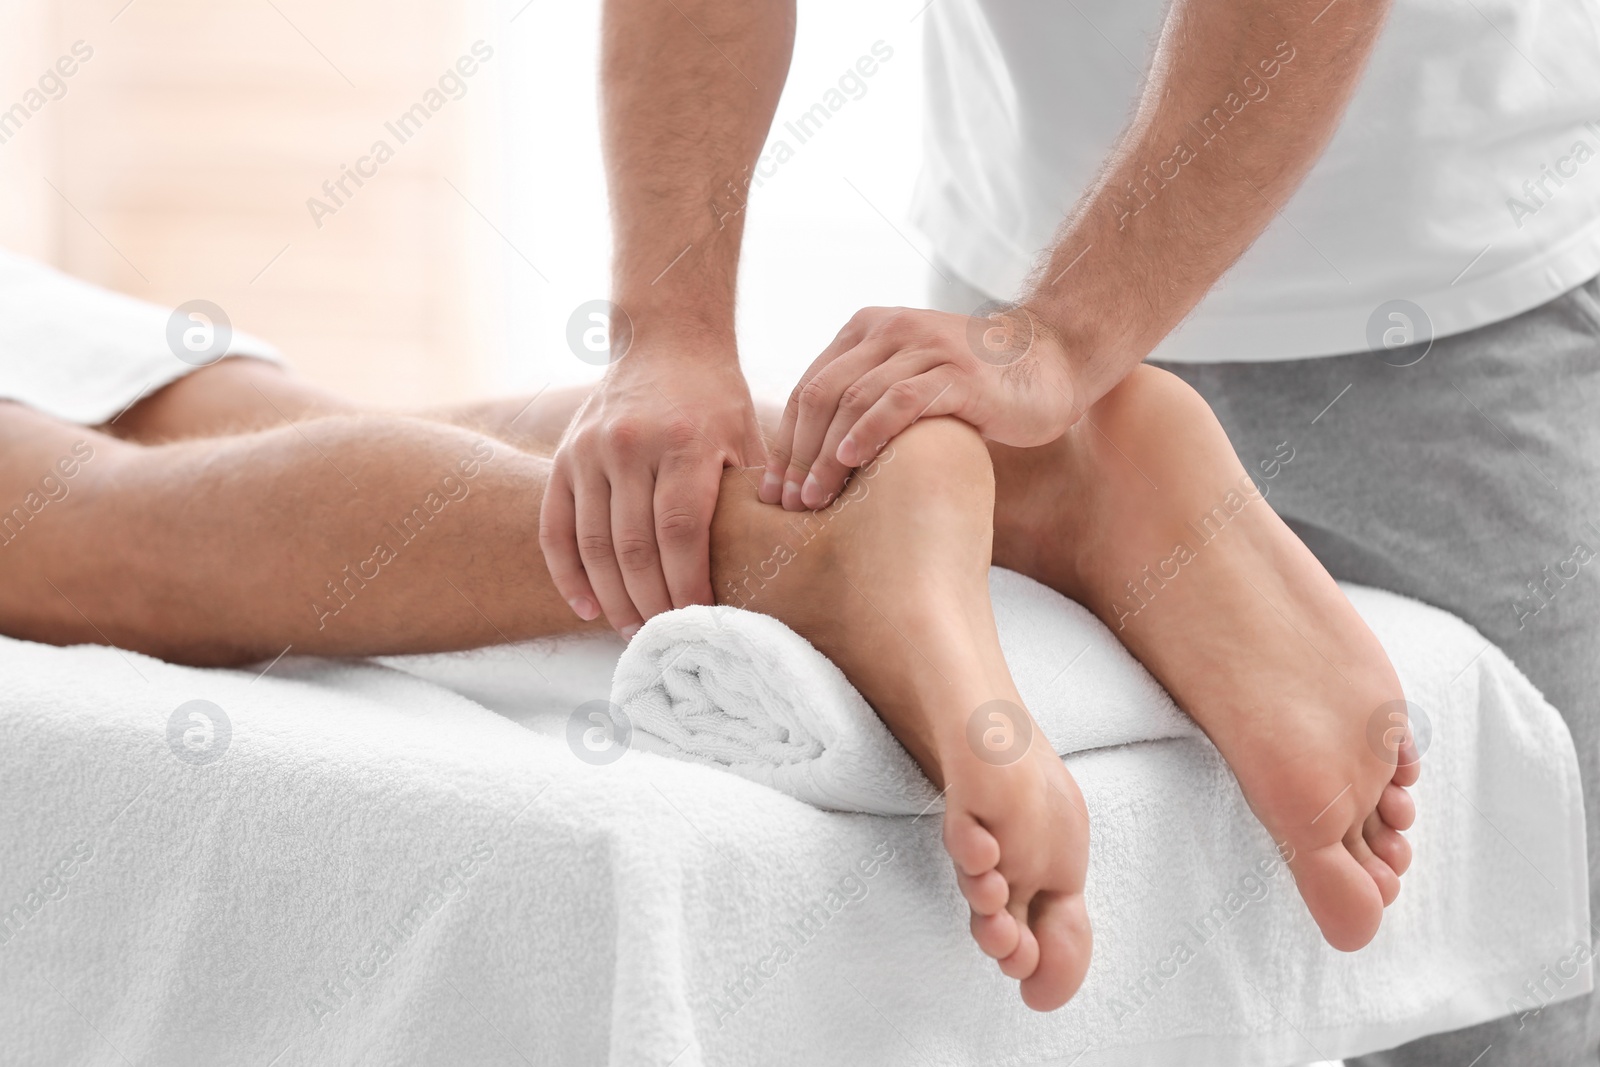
[1020, 292, 1140, 412]
[611, 238, 739, 345]
[608, 300, 739, 359]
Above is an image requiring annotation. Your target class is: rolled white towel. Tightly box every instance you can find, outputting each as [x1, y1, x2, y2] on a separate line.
[611, 568, 1200, 814]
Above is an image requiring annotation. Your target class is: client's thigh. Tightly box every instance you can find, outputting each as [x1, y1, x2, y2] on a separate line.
[104, 356, 355, 442]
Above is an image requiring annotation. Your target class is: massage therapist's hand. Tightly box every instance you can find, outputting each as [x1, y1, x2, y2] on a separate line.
[540, 345, 764, 635]
[761, 305, 1079, 510]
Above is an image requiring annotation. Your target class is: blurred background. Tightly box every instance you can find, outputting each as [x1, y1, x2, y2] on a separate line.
[1, 0, 933, 407]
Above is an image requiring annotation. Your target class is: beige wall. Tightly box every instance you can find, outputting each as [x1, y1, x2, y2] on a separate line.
[1, 0, 501, 407]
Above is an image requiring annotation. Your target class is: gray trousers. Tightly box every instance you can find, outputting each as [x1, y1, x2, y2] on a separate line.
[933, 268, 1600, 1065]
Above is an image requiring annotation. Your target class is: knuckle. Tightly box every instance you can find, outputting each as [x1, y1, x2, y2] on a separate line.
[873, 311, 920, 345]
[548, 446, 580, 479]
[606, 419, 646, 456]
[576, 533, 616, 564]
[613, 535, 657, 570]
[838, 380, 876, 414]
[570, 419, 608, 448]
[885, 378, 925, 409]
[655, 507, 702, 547]
[796, 376, 833, 411]
[660, 421, 703, 453]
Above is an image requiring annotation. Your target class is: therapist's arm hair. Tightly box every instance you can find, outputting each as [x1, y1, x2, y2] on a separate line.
[602, 0, 795, 334]
[1021, 0, 1392, 407]
[0, 398, 603, 668]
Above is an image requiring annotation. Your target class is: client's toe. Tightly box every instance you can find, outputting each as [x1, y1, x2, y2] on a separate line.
[997, 914, 1041, 980]
[1376, 782, 1415, 831]
[958, 868, 1009, 915]
[943, 812, 1002, 876]
[1363, 812, 1412, 878]
[1290, 841, 1385, 951]
[1019, 890, 1092, 1011]
[1392, 735, 1423, 788]
[1346, 828, 1402, 907]
[970, 909, 1021, 959]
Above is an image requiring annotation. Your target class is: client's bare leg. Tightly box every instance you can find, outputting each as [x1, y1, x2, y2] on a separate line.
[1, 399, 602, 663]
[5, 377, 1092, 1011]
[988, 365, 1418, 952]
[711, 418, 1091, 1011]
[101, 356, 593, 456]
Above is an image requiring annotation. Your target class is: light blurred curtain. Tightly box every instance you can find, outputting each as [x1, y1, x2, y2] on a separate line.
[0, 0, 501, 407]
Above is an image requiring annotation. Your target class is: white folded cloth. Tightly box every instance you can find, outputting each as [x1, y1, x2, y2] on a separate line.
[0, 248, 280, 424]
[613, 568, 1201, 814]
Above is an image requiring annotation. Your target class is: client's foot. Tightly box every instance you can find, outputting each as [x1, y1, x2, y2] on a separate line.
[991, 366, 1418, 952]
[710, 418, 1092, 1010]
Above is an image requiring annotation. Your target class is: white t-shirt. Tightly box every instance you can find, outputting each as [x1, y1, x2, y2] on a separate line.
[0, 250, 279, 424]
[913, 0, 1600, 361]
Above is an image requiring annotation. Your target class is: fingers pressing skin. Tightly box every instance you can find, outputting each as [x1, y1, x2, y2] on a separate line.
[537, 468, 601, 623]
[789, 344, 934, 509]
[760, 319, 869, 506]
[776, 351, 885, 509]
[837, 368, 964, 474]
[609, 467, 674, 623]
[654, 451, 724, 611]
[763, 304, 1081, 512]
[807, 353, 949, 504]
[773, 315, 927, 510]
[541, 349, 762, 633]
[574, 471, 645, 636]
[556, 440, 727, 634]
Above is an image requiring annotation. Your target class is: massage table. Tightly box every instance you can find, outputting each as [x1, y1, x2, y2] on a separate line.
[0, 572, 1587, 1066]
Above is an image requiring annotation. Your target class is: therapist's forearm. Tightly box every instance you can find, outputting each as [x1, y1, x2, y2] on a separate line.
[1022, 0, 1392, 408]
[602, 0, 795, 345]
